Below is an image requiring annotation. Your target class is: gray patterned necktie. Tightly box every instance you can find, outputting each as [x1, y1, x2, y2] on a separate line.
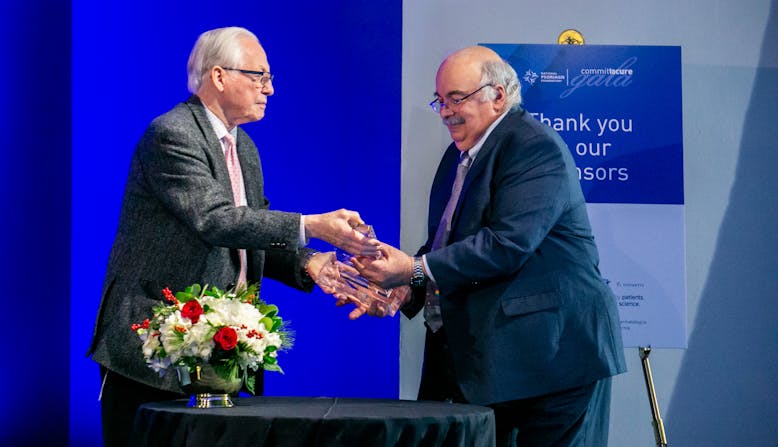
[424, 151, 471, 332]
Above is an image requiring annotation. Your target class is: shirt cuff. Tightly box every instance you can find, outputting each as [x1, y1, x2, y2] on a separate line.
[421, 254, 437, 285]
[299, 215, 308, 247]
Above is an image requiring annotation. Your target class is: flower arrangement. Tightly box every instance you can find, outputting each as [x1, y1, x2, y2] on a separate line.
[132, 283, 292, 394]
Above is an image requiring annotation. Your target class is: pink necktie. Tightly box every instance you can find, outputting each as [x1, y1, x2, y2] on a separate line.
[222, 133, 247, 287]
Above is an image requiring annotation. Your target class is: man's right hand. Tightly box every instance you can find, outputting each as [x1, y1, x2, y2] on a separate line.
[351, 242, 414, 290]
[304, 209, 381, 257]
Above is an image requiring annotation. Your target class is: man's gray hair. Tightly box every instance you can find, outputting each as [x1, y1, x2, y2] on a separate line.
[480, 59, 522, 111]
[187, 27, 260, 94]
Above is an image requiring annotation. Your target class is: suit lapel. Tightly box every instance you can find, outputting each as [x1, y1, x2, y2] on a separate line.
[429, 147, 461, 232]
[185, 96, 265, 209]
[236, 130, 262, 208]
[460, 110, 517, 194]
[449, 109, 519, 232]
[185, 96, 234, 198]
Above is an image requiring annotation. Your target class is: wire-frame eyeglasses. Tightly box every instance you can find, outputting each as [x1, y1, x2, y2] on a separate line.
[429, 84, 493, 113]
[222, 67, 274, 86]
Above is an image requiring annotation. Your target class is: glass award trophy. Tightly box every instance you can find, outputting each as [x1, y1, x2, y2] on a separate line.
[332, 224, 407, 317]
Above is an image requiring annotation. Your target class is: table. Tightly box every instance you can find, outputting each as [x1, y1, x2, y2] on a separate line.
[130, 396, 495, 446]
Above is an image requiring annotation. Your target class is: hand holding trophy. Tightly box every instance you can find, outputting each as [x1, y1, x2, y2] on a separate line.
[331, 224, 407, 318]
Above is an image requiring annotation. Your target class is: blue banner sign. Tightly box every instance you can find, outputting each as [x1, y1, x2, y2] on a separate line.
[485, 44, 683, 205]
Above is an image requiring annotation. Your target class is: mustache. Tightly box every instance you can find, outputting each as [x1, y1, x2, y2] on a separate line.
[442, 116, 465, 126]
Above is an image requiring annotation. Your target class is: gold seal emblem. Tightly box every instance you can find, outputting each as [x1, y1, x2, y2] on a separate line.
[558, 29, 584, 45]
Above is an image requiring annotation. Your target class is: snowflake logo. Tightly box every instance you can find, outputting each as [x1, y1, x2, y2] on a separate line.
[523, 69, 538, 86]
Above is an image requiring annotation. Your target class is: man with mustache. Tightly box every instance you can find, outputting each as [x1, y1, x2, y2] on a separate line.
[88, 26, 380, 446]
[353, 46, 626, 446]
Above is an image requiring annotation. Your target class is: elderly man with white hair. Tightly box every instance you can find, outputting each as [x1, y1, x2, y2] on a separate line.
[89, 26, 379, 446]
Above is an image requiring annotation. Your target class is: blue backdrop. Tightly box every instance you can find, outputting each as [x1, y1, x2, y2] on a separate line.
[0, 1, 71, 446]
[2, 1, 401, 445]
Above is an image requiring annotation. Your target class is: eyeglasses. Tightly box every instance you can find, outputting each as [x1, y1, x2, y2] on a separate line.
[222, 67, 274, 86]
[429, 84, 493, 113]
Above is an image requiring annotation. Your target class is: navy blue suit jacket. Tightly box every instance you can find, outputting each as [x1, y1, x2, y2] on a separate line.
[406, 108, 626, 405]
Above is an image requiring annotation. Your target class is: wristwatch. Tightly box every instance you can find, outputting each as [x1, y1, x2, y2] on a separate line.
[410, 256, 427, 289]
[301, 250, 318, 282]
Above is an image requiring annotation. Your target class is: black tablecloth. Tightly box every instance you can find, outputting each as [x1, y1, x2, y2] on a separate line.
[130, 396, 495, 446]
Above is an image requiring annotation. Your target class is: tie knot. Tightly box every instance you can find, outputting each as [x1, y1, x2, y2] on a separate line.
[459, 151, 471, 168]
[222, 133, 236, 149]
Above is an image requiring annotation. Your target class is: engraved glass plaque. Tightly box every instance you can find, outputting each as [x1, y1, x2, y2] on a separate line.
[332, 224, 406, 317]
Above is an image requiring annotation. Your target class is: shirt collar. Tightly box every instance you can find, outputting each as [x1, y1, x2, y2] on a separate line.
[464, 110, 509, 162]
[203, 105, 238, 144]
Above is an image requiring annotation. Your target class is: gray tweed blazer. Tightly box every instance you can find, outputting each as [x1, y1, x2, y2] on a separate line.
[88, 96, 313, 392]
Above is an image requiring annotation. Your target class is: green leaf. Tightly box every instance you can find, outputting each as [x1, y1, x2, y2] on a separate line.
[175, 292, 195, 303]
[263, 363, 283, 374]
[152, 303, 169, 314]
[244, 373, 256, 395]
[262, 304, 279, 318]
[212, 359, 239, 381]
[260, 317, 274, 331]
[205, 285, 223, 298]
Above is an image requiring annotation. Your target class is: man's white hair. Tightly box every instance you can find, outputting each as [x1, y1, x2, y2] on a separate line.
[480, 59, 522, 111]
[186, 27, 260, 94]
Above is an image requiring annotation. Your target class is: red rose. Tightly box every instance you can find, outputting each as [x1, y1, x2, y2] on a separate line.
[213, 326, 238, 351]
[181, 300, 204, 324]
